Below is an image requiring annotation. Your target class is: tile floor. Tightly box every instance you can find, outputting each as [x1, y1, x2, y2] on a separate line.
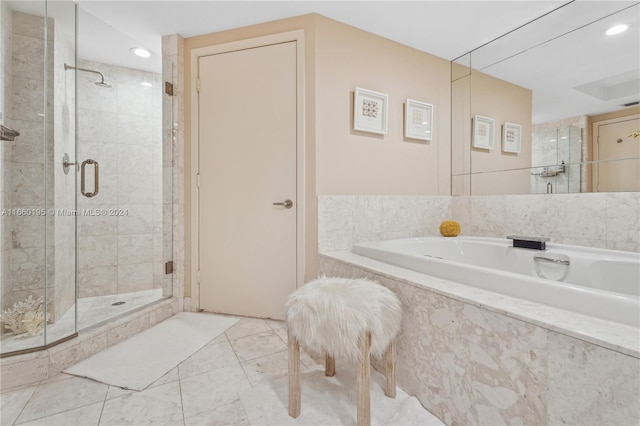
[0, 315, 443, 426]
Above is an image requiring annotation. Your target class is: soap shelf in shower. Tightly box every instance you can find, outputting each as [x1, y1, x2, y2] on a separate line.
[531, 162, 566, 177]
[0, 124, 20, 141]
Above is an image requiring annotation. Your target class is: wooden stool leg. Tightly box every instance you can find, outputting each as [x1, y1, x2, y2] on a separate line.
[384, 339, 396, 398]
[288, 329, 301, 418]
[325, 354, 335, 376]
[357, 332, 371, 426]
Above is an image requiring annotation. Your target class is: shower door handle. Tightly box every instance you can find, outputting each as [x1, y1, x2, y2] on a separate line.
[81, 159, 99, 198]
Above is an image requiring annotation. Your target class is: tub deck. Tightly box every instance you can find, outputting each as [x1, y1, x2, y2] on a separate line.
[318, 251, 640, 425]
[320, 250, 639, 358]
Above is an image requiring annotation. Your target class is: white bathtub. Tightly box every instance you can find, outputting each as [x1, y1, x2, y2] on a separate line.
[352, 237, 640, 327]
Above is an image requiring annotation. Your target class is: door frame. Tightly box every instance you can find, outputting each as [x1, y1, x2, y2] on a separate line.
[189, 30, 305, 311]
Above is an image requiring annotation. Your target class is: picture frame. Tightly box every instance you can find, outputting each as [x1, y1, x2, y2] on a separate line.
[472, 115, 495, 149]
[353, 87, 388, 135]
[404, 99, 433, 141]
[502, 122, 522, 153]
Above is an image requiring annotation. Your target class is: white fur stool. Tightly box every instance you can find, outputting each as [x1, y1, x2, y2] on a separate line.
[285, 277, 402, 426]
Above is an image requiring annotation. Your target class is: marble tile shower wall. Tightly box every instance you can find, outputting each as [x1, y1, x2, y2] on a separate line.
[0, 1, 8, 121]
[318, 193, 638, 253]
[162, 34, 185, 308]
[0, 37, 179, 379]
[1, 11, 62, 319]
[0, 2, 12, 317]
[76, 60, 163, 297]
[52, 13, 76, 320]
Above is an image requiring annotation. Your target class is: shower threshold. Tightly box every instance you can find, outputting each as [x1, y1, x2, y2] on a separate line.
[0, 289, 163, 355]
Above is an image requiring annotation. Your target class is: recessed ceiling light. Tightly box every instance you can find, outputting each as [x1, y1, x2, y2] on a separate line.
[604, 24, 629, 36]
[130, 47, 151, 58]
[140, 82, 152, 88]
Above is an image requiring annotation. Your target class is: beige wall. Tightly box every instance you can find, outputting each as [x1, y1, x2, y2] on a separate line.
[469, 71, 532, 195]
[183, 14, 452, 297]
[314, 15, 451, 195]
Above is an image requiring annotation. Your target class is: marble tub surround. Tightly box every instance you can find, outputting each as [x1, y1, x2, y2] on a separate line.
[451, 192, 640, 253]
[318, 252, 640, 425]
[319, 252, 638, 357]
[318, 195, 453, 253]
[318, 193, 639, 255]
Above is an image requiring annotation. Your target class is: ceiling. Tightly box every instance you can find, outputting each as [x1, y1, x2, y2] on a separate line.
[7, 1, 640, 123]
[466, 1, 640, 123]
[73, 0, 569, 73]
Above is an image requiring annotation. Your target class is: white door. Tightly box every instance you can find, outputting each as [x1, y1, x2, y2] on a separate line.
[595, 115, 640, 192]
[197, 41, 297, 320]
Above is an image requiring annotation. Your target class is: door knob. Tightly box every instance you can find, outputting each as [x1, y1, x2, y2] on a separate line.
[273, 199, 293, 209]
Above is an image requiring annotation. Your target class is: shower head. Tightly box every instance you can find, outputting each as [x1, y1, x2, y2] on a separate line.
[64, 63, 112, 89]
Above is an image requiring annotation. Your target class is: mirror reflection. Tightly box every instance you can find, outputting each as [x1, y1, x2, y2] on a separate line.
[452, 1, 640, 195]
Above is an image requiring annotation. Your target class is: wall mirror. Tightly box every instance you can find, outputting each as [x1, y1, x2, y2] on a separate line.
[452, 1, 640, 195]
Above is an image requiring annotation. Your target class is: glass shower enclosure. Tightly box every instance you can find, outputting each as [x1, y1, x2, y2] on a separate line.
[0, 0, 173, 356]
[530, 126, 583, 194]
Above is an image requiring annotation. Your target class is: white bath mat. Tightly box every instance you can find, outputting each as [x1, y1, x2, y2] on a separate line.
[64, 312, 238, 391]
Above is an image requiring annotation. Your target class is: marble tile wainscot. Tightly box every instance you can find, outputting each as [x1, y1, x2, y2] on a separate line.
[317, 193, 640, 254]
[0, 297, 179, 390]
[318, 253, 640, 426]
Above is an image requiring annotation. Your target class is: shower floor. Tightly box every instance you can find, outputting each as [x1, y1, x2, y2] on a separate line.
[1, 289, 163, 355]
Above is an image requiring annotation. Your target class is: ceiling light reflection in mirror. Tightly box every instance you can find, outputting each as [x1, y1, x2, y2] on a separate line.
[451, 1, 640, 196]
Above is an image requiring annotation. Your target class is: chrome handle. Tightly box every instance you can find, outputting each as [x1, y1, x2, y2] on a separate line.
[273, 199, 293, 209]
[81, 159, 99, 198]
[62, 153, 77, 175]
[534, 255, 570, 266]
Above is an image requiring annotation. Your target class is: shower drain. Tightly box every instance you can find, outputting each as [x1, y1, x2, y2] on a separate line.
[112, 301, 126, 306]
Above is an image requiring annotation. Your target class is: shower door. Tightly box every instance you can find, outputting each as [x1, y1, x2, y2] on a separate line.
[1, 0, 174, 356]
[0, 0, 79, 356]
[73, 7, 173, 330]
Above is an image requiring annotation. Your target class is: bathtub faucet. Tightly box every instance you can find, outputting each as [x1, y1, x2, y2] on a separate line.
[506, 235, 550, 250]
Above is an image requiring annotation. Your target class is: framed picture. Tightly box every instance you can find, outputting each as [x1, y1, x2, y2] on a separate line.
[472, 115, 495, 149]
[404, 99, 433, 141]
[502, 122, 522, 153]
[353, 87, 388, 135]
